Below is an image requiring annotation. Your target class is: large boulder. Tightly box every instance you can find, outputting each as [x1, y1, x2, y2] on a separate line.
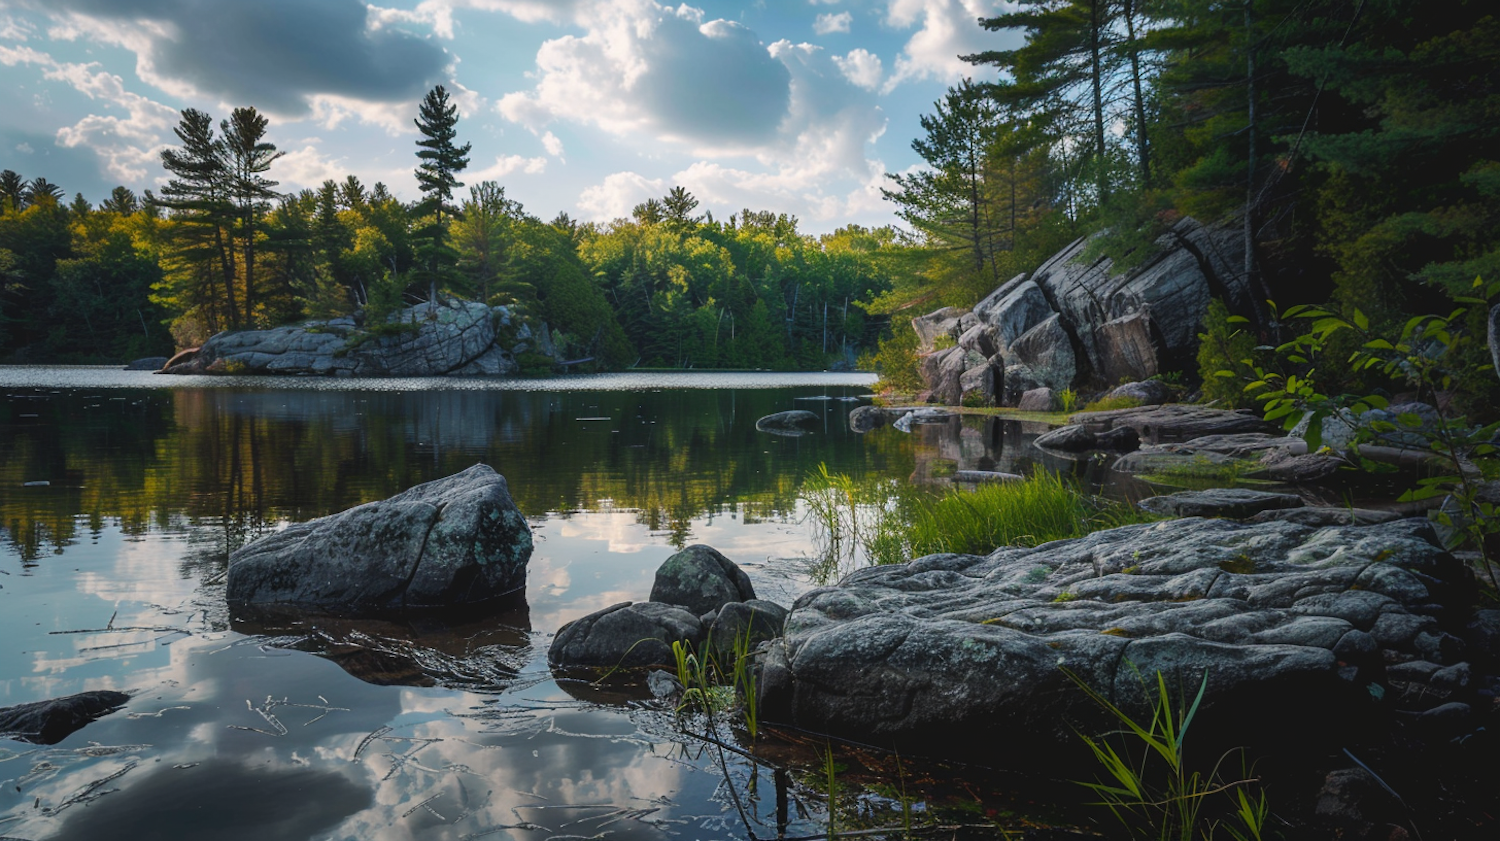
[911, 307, 972, 353]
[549, 602, 703, 670]
[226, 464, 532, 613]
[958, 362, 1000, 407]
[0, 690, 131, 744]
[971, 276, 1054, 361]
[847, 405, 889, 433]
[1009, 314, 1076, 392]
[650, 544, 756, 615]
[757, 517, 1474, 760]
[167, 300, 528, 377]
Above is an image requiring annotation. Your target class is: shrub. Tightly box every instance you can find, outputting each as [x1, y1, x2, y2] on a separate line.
[1195, 298, 1258, 409]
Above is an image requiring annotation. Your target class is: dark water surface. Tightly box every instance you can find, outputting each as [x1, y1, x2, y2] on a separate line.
[0, 369, 1079, 840]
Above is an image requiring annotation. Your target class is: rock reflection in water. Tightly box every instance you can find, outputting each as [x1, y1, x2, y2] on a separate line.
[231, 597, 533, 690]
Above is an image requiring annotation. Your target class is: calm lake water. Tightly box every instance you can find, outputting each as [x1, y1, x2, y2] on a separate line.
[0, 368, 1083, 841]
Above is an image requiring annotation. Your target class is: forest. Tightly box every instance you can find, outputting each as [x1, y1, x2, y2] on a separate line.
[1, 0, 1496, 386]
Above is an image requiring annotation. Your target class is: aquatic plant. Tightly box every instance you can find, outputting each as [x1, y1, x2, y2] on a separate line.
[802, 466, 1150, 570]
[1067, 668, 1269, 841]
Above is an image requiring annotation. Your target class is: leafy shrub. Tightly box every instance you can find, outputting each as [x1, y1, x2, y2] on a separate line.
[1083, 394, 1145, 412]
[1195, 298, 1258, 408]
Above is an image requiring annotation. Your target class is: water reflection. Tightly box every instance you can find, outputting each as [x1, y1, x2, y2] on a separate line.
[1, 371, 1099, 839]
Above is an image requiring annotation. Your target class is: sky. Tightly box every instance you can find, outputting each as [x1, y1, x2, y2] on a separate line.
[0, 0, 1021, 234]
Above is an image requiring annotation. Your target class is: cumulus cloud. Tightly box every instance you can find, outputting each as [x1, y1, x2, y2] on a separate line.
[541, 131, 564, 157]
[883, 0, 1019, 91]
[813, 11, 851, 35]
[498, 4, 790, 149]
[0, 44, 178, 182]
[34, 0, 451, 116]
[576, 171, 664, 221]
[471, 153, 547, 180]
[833, 48, 883, 90]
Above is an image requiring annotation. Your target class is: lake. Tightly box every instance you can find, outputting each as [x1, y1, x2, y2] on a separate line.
[0, 368, 1086, 841]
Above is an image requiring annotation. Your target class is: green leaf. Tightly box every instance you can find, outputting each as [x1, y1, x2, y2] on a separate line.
[1353, 309, 1368, 330]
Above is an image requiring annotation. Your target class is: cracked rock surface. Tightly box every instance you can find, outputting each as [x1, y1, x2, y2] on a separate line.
[226, 464, 531, 613]
[758, 517, 1479, 759]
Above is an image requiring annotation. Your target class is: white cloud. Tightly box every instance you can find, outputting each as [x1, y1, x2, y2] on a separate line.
[494, 2, 791, 151]
[0, 45, 178, 183]
[883, 0, 1017, 91]
[576, 170, 664, 221]
[276, 144, 351, 188]
[813, 11, 852, 35]
[833, 48, 883, 90]
[471, 153, 547, 180]
[0, 14, 34, 41]
[15, 142, 33, 154]
[541, 130, 564, 157]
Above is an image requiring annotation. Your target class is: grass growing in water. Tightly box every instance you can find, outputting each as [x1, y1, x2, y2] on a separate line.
[1068, 668, 1269, 841]
[803, 466, 1150, 571]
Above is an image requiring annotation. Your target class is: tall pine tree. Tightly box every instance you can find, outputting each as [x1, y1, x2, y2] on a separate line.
[412, 85, 471, 307]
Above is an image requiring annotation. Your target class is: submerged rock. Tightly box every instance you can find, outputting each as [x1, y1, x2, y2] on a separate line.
[0, 690, 131, 744]
[847, 405, 889, 433]
[755, 410, 820, 436]
[226, 464, 531, 613]
[757, 517, 1473, 760]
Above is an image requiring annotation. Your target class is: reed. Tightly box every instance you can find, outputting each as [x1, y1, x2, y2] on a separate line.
[803, 466, 1149, 569]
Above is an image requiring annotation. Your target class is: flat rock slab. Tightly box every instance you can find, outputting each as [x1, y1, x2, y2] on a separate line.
[1070, 405, 1275, 444]
[0, 690, 131, 744]
[757, 518, 1474, 760]
[226, 464, 532, 613]
[1138, 488, 1305, 519]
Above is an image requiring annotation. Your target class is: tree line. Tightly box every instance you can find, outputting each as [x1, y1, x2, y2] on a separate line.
[0, 86, 899, 370]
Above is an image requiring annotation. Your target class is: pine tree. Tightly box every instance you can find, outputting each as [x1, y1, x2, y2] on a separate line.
[221, 106, 283, 326]
[412, 85, 471, 306]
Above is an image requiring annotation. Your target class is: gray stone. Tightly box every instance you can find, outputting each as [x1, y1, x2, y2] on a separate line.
[958, 362, 1000, 407]
[1108, 380, 1173, 406]
[911, 306, 967, 353]
[1009, 314, 1076, 392]
[892, 407, 954, 432]
[1016, 387, 1059, 412]
[956, 322, 999, 359]
[548, 602, 703, 669]
[919, 346, 969, 405]
[1001, 363, 1044, 407]
[226, 464, 532, 613]
[1071, 405, 1275, 444]
[169, 299, 533, 378]
[1248, 507, 1401, 527]
[1033, 424, 1096, 452]
[124, 356, 168, 371]
[1385, 659, 1442, 682]
[1432, 661, 1471, 690]
[1094, 427, 1141, 451]
[758, 517, 1466, 756]
[755, 410, 820, 436]
[1095, 312, 1159, 384]
[847, 405, 888, 433]
[705, 599, 789, 663]
[971, 276, 1054, 361]
[0, 690, 131, 745]
[649, 544, 755, 615]
[1137, 488, 1304, 519]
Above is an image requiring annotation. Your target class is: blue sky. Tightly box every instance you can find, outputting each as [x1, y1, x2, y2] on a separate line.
[0, 0, 1021, 234]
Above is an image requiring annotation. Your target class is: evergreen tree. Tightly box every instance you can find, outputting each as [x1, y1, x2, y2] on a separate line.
[155, 108, 239, 334]
[412, 84, 471, 306]
[221, 106, 284, 326]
